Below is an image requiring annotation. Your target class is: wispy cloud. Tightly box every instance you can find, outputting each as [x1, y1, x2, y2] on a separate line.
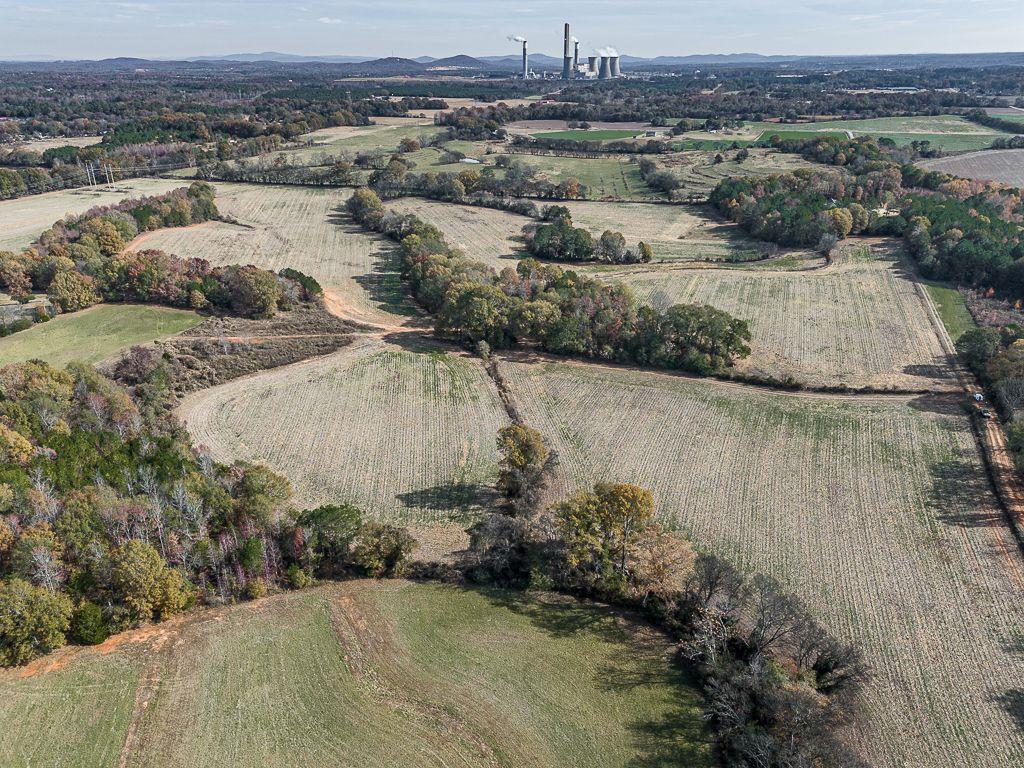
[318, 17, 343, 25]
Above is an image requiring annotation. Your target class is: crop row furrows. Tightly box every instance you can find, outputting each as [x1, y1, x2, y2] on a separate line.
[183, 341, 509, 525]
[497, 359, 1024, 768]
[136, 183, 404, 324]
[612, 262, 952, 389]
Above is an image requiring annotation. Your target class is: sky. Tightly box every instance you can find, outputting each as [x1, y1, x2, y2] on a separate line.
[1, 0, 1022, 60]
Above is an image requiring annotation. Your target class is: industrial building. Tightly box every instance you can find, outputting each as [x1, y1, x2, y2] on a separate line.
[511, 21, 622, 80]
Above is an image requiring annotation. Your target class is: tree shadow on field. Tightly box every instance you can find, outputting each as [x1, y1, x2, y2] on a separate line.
[396, 482, 499, 514]
[928, 457, 1008, 528]
[467, 587, 714, 767]
[903, 359, 957, 383]
[327, 207, 418, 317]
[993, 631, 1024, 736]
[906, 393, 961, 417]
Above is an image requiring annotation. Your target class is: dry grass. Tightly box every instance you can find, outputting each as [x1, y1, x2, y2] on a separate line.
[497, 354, 1024, 768]
[9, 135, 103, 152]
[178, 337, 510, 524]
[387, 197, 528, 268]
[562, 200, 811, 263]
[591, 241, 955, 390]
[0, 178, 185, 252]
[919, 149, 1024, 187]
[130, 182, 408, 326]
[657, 148, 816, 198]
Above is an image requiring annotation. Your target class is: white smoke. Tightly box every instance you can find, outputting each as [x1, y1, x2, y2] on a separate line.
[595, 47, 619, 57]
[571, 37, 579, 43]
[509, 35, 527, 43]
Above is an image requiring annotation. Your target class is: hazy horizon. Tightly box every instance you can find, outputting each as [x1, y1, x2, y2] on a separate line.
[1, 0, 1022, 61]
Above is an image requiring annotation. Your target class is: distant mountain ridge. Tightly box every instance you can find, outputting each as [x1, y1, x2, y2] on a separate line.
[3, 51, 1023, 73]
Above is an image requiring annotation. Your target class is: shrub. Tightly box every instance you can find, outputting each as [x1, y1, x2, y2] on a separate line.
[0, 578, 73, 667]
[350, 522, 417, 577]
[69, 601, 109, 645]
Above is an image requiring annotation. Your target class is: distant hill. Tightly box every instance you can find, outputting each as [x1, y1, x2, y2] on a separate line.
[189, 52, 372, 63]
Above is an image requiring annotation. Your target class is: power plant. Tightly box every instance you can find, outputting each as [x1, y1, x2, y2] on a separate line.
[510, 22, 622, 80]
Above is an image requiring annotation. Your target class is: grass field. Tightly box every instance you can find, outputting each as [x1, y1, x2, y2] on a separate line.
[285, 123, 444, 162]
[590, 241, 955, 389]
[923, 282, 976, 342]
[511, 154, 657, 200]
[496, 355, 1024, 768]
[532, 129, 646, 141]
[0, 580, 710, 768]
[9, 135, 103, 152]
[677, 115, 1012, 151]
[562, 200, 812, 263]
[179, 337, 509, 524]
[0, 178, 185, 253]
[919, 149, 1024, 187]
[130, 182, 407, 326]
[656, 149, 815, 198]
[0, 304, 200, 368]
[387, 197, 528, 268]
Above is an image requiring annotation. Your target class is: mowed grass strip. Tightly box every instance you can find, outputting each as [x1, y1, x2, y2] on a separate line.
[178, 338, 510, 524]
[512, 154, 657, 200]
[0, 304, 201, 367]
[0, 580, 710, 768]
[497, 356, 1024, 768]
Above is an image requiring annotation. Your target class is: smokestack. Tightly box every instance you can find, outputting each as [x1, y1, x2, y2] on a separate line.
[599, 56, 612, 80]
[522, 41, 528, 79]
[562, 23, 573, 79]
[610, 56, 620, 77]
[588, 56, 598, 73]
[573, 40, 580, 73]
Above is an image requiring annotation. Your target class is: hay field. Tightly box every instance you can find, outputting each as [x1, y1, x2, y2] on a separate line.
[387, 197, 528, 268]
[918, 149, 1024, 187]
[179, 338, 509, 524]
[10, 135, 103, 152]
[285, 123, 444, 162]
[562, 200, 810, 263]
[678, 115, 1011, 150]
[511, 154, 656, 200]
[596, 243, 955, 389]
[0, 304, 200, 368]
[130, 183, 408, 326]
[0, 580, 709, 768]
[657, 149, 816, 198]
[0, 178, 185, 252]
[497, 356, 1024, 768]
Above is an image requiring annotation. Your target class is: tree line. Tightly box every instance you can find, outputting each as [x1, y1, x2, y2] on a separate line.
[0, 358, 417, 666]
[466, 424, 870, 768]
[347, 187, 751, 375]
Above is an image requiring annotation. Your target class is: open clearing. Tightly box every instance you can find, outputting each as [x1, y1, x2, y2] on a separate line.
[130, 182, 408, 326]
[0, 304, 200, 368]
[562, 200, 812, 263]
[919, 148, 1024, 187]
[497, 354, 1024, 768]
[0, 178, 185, 252]
[8, 135, 103, 152]
[285, 123, 444, 162]
[510, 154, 657, 200]
[592, 241, 956, 390]
[179, 337, 509, 524]
[387, 197, 527, 268]
[678, 115, 1012, 150]
[0, 580, 709, 768]
[657, 149, 815, 198]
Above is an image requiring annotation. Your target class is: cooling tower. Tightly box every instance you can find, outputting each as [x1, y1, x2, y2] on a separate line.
[599, 56, 612, 80]
[610, 56, 620, 77]
[588, 56, 598, 73]
[562, 23, 573, 79]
